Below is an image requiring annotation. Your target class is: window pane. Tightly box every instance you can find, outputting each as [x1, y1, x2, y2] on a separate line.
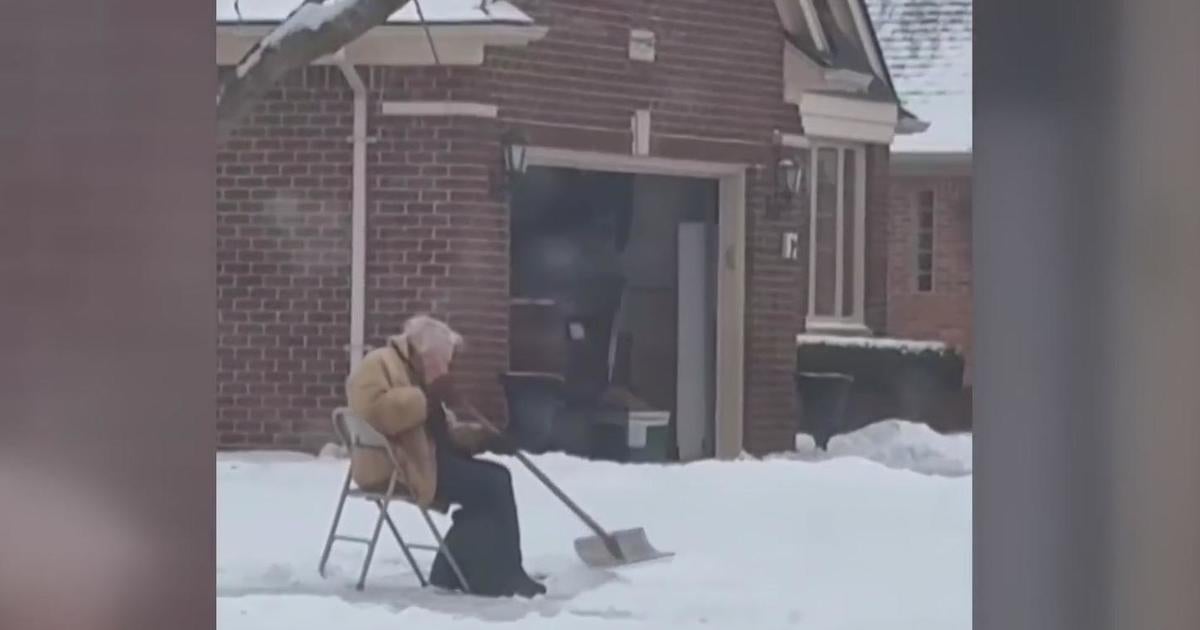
[841, 149, 856, 318]
[917, 273, 932, 293]
[918, 252, 933, 272]
[918, 191, 935, 230]
[812, 147, 838, 317]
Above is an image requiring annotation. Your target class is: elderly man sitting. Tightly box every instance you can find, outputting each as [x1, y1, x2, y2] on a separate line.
[345, 314, 546, 598]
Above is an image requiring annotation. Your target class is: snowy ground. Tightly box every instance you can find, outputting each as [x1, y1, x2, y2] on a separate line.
[218, 425, 971, 629]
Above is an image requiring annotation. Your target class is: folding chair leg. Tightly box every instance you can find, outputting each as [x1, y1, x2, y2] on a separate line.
[318, 465, 354, 578]
[355, 479, 396, 591]
[421, 508, 472, 595]
[379, 502, 428, 587]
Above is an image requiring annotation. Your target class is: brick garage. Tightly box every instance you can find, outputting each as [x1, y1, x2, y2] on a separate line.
[216, 0, 916, 454]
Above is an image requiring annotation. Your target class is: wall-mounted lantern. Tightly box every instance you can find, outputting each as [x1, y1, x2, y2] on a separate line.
[499, 127, 529, 194]
[768, 130, 805, 218]
[778, 157, 804, 199]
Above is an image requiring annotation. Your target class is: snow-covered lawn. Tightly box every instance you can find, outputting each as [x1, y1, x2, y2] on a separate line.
[218, 426, 971, 629]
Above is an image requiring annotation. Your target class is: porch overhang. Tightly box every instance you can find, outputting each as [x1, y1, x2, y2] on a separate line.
[797, 92, 900, 145]
[783, 42, 903, 144]
[216, 23, 548, 66]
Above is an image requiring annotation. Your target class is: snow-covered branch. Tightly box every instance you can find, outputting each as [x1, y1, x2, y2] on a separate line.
[217, 0, 412, 139]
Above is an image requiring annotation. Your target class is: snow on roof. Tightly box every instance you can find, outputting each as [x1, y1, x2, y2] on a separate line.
[216, 0, 534, 25]
[797, 333, 950, 354]
[866, 0, 972, 154]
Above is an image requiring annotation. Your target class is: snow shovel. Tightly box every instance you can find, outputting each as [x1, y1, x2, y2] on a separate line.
[464, 403, 673, 569]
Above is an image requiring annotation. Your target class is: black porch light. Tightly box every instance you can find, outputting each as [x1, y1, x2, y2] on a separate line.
[501, 127, 529, 187]
[768, 130, 805, 218]
[778, 156, 804, 200]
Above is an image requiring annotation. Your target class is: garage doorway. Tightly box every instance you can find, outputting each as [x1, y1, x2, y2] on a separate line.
[507, 166, 720, 460]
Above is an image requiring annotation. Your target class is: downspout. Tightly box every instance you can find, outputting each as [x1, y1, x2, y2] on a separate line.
[335, 53, 368, 373]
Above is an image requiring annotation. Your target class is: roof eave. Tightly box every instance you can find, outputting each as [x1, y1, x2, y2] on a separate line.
[216, 22, 548, 66]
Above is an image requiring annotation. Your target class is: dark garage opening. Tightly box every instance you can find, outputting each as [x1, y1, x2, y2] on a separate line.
[504, 166, 719, 462]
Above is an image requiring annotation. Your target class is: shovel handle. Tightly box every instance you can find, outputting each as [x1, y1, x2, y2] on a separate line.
[510, 450, 626, 561]
[463, 403, 626, 560]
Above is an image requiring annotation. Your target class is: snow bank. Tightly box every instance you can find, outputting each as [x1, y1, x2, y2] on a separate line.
[216, 0, 534, 25]
[791, 419, 972, 477]
[218, 449, 970, 629]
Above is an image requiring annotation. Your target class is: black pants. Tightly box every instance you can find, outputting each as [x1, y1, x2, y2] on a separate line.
[429, 449, 528, 595]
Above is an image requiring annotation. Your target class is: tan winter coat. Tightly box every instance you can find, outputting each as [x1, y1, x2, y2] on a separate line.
[345, 334, 491, 509]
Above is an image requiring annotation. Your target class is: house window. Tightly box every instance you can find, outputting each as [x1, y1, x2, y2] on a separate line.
[804, 141, 867, 328]
[916, 190, 935, 293]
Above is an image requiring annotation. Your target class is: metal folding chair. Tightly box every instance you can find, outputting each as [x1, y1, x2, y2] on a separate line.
[317, 407, 471, 593]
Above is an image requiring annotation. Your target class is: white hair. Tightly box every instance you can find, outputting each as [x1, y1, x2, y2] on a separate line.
[402, 314, 464, 357]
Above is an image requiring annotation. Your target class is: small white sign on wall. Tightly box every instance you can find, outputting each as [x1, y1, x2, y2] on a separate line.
[782, 232, 800, 260]
[632, 109, 651, 156]
[629, 29, 656, 62]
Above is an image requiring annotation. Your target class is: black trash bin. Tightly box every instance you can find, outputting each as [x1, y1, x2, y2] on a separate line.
[794, 371, 855, 450]
[499, 372, 567, 454]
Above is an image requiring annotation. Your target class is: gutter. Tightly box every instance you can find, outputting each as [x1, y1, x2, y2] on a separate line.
[334, 53, 369, 373]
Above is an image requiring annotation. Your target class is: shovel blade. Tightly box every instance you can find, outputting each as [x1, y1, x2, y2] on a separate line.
[573, 527, 674, 569]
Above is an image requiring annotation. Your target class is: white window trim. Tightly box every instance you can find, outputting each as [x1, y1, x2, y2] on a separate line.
[797, 0, 830, 54]
[800, 138, 868, 333]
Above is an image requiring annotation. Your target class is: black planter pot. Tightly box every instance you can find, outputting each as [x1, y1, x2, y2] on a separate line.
[794, 372, 855, 450]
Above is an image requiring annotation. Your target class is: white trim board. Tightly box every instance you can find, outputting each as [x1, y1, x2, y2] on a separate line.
[524, 147, 747, 459]
[798, 92, 899, 144]
[781, 52, 901, 143]
[847, 0, 888, 80]
[381, 101, 499, 118]
[797, 0, 831, 53]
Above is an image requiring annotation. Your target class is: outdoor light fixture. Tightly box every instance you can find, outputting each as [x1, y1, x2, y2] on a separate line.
[768, 150, 806, 217]
[778, 157, 804, 199]
[500, 127, 529, 192]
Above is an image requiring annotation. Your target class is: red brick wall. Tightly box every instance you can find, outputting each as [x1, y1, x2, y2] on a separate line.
[365, 66, 510, 424]
[865, 146, 891, 333]
[490, 0, 799, 144]
[216, 67, 353, 450]
[886, 172, 973, 382]
[488, 0, 808, 455]
[214, 0, 897, 455]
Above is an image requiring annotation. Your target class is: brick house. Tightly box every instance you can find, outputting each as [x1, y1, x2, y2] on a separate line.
[867, 0, 973, 383]
[215, 0, 926, 457]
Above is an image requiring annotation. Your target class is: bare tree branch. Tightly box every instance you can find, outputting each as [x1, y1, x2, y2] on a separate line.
[217, 0, 413, 140]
